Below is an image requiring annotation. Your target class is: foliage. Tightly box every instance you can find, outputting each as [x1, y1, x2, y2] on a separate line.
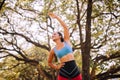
[0, 0, 120, 80]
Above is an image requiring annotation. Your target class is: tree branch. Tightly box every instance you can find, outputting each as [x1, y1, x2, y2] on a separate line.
[96, 65, 120, 80]
[0, 27, 50, 51]
[0, 0, 6, 10]
[92, 12, 118, 19]
[94, 50, 120, 63]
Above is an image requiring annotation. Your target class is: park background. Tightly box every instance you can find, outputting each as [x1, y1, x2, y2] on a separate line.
[0, 0, 120, 80]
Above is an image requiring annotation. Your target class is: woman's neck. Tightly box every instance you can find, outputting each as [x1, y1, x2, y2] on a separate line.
[55, 40, 63, 46]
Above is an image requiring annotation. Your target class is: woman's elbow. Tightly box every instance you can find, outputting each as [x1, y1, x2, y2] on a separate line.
[48, 61, 52, 67]
[48, 62, 50, 66]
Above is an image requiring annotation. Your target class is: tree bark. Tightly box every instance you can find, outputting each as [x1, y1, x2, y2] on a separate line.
[82, 0, 92, 80]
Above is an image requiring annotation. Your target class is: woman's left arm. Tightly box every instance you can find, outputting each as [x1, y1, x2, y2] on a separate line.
[56, 16, 70, 42]
[48, 12, 70, 43]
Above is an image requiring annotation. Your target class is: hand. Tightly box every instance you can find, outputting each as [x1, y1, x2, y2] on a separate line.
[56, 63, 65, 70]
[48, 12, 57, 18]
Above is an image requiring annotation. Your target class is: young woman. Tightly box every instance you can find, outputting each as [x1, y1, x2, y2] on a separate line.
[48, 12, 82, 80]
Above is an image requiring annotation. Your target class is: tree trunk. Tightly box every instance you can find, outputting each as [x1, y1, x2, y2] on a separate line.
[82, 0, 92, 80]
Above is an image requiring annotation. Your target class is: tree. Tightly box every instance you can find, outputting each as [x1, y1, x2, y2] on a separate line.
[76, 0, 92, 79]
[0, 0, 120, 80]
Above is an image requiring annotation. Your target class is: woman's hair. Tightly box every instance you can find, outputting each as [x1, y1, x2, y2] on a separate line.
[57, 32, 64, 42]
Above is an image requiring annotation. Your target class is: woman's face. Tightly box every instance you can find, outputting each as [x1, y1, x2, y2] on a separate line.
[52, 32, 61, 42]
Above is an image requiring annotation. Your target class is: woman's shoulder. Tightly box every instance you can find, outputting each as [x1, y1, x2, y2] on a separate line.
[64, 41, 71, 46]
[50, 48, 55, 54]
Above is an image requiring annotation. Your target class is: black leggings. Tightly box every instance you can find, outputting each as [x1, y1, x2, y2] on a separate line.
[59, 60, 80, 78]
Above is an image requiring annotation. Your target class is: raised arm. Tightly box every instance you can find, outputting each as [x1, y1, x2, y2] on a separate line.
[48, 12, 70, 42]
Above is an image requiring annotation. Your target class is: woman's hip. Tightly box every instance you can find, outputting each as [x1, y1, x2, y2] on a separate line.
[58, 60, 81, 78]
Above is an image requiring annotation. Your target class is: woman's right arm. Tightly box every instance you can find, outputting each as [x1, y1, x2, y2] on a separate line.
[48, 49, 64, 70]
[48, 49, 58, 69]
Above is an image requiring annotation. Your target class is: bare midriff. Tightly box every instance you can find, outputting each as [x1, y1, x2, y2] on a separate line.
[60, 53, 75, 63]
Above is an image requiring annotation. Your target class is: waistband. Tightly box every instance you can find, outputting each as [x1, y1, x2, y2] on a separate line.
[59, 60, 80, 78]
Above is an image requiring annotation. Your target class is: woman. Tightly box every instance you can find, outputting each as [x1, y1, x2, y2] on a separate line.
[48, 12, 82, 80]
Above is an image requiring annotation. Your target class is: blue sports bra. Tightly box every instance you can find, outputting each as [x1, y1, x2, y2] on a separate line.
[54, 42, 73, 59]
